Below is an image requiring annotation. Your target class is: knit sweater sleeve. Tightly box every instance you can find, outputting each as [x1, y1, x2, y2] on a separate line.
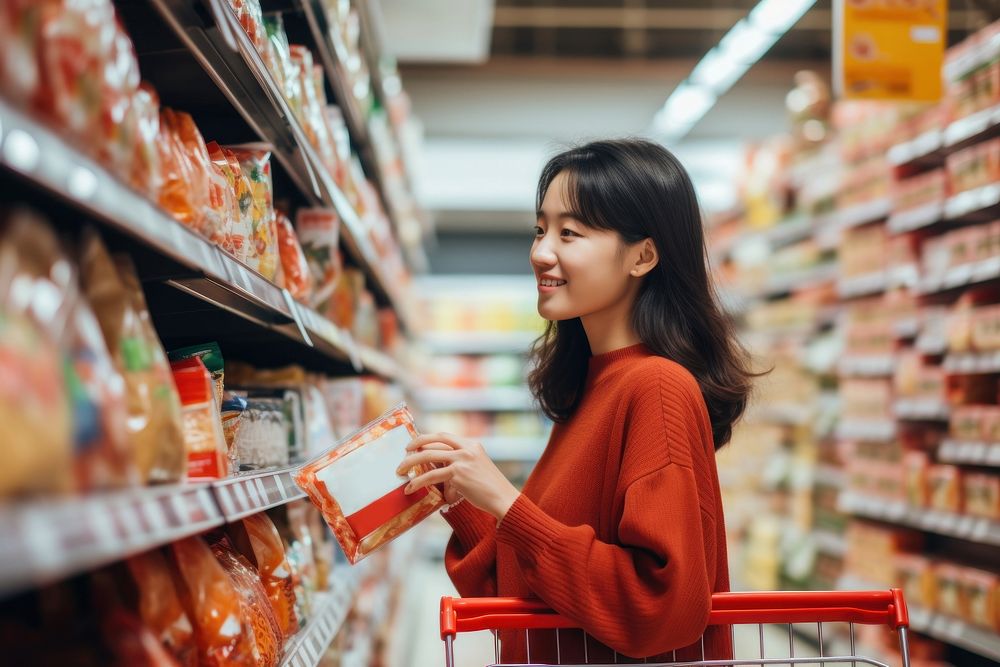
[495, 364, 718, 658]
[442, 499, 499, 597]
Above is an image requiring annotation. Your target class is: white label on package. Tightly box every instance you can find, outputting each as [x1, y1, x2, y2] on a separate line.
[315, 425, 412, 516]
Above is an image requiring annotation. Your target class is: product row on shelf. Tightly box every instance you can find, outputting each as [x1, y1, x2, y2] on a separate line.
[0, 0, 427, 665]
[714, 17, 1000, 666]
[413, 276, 550, 471]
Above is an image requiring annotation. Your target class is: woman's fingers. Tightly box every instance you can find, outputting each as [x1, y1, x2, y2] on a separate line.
[397, 449, 458, 476]
[406, 432, 465, 452]
[405, 466, 452, 494]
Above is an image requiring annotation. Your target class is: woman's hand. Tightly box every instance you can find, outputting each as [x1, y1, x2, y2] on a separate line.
[398, 432, 520, 521]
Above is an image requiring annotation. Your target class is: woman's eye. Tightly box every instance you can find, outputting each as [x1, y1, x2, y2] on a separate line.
[533, 225, 544, 236]
[561, 229, 580, 238]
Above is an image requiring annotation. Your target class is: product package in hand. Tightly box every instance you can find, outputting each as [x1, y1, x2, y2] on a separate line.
[294, 403, 444, 563]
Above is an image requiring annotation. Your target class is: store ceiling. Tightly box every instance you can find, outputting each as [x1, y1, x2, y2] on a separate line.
[378, 0, 997, 259]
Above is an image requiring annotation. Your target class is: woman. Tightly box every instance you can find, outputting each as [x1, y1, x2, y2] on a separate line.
[398, 138, 755, 663]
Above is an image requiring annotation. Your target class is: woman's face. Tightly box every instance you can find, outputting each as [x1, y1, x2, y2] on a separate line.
[530, 171, 637, 322]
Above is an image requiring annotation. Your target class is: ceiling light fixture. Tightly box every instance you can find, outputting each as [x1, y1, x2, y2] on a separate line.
[651, 0, 817, 142]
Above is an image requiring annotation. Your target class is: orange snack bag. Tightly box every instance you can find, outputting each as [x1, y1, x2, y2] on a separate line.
[169, 537, 257, 667]
[167, 110, 229, 246]
[274, 211, 312, 301]
[157, 110, 201, 229]
[235, 513, 300, 638]
[295, 403, 444, 563]
[126, 550, 198, 666]
[210, 535, 284, 666]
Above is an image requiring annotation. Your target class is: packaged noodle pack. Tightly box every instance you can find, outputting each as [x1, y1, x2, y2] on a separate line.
[294, 403, 444, 563]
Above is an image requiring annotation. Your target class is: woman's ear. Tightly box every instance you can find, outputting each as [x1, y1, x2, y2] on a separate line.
[629, 238, 659, 277]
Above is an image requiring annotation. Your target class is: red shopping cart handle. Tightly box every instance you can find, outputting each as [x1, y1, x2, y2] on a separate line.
[440, 589, 909, 639]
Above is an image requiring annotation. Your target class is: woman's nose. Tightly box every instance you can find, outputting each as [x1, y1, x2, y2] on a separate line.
[531, 239, 556, 268]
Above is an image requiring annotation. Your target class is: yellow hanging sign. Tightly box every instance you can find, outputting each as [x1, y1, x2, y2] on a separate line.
[834, 0, 947, 101]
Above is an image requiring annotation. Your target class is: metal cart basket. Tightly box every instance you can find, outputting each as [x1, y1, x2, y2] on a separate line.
[440, 589, 910, 667]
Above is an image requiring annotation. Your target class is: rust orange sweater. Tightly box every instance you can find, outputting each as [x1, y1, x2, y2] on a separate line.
[443, 343, 732, 663]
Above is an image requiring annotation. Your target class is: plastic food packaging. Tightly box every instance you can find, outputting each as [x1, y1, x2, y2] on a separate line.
[228, 145, 279, 281]
[0, 211, 73, 497]
[221, 393, 248, 473]
[169, 342, 225, 408]
[169, 537, 257, 667]
[80, 237, 186, 484]
[69, 284, 135, 492]
[209, 535, 283, 666]
[234, 513, 300, 638]
[232, 396, 289, 470]
[171, 357, 229, 481]
[128, 83, 164, 199]
[166, 110, 230, 246]
[157, 110, 203, 231]
[296, 208, 342, 313]
[295, 403, 444, 564]
[275, 211, 312, 301]
[125, 550, 198, 666]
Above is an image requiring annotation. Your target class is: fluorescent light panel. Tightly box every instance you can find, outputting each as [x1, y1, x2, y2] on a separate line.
[653, 0, 817, 142]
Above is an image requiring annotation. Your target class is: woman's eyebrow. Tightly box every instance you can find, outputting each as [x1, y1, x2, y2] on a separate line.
[536, 210, 579, 221]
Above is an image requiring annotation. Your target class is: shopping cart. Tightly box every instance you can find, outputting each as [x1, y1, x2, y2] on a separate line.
[440, 589, 910, 667]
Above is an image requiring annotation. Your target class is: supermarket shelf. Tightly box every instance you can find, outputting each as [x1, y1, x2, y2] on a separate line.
[839, 492, 1000, 546]
[908, 605, 1000, 663]
[281, 573, 361, 667]
[0, 99, 419, 384]
[754, 403, 815, 426]
[894, 316, 920, 339]
[837, 271, 887, 299]
[145, 0, 413, 332]
[763, 262, 838, 297]
[213, 468, 306, 522]
[893, 399, 950, 421]
[357, 345, 403, 383]
[811, 528, 848, 558]
[814, 464, 846, 489]
[887, 129, 944, 168]
[836, 419, 897, 441]
[754, 215, 813, 250]
[943, 351, 1000, 375]
[921, 257, 1000, 295]
[887, 200, 944, 234]
[944, 102, 1000, 148]
[423, 331, 539, 355]
[838, 355, 895, 378]
[837, 198, 892, 231]
[944, 183, 1000, 221]
[0, 483, 222, 596]
[938, 439, 1000, 467]
[480, 437, 549, 461]
[418, 386, 536, 412]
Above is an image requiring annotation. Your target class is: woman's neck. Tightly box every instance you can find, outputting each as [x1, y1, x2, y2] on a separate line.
[581, 304, 640, 355]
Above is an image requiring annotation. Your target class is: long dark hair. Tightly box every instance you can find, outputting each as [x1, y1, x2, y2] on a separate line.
[528, 138, 756, 449]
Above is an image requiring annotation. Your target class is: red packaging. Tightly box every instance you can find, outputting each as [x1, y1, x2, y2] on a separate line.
[171, 357, 228, 480]
[125, 550, 198, 666]
[274, 211, 312, 301]
[236, 513, 299, 637]
[295, 403, 444, 563]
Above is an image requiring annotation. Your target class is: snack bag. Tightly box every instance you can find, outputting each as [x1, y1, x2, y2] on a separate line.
[206, 142, 251, 262]
[228, 145, 279, 281]
[80, 236, 186, 484]
[169, 537, 257, 667]
[294, 403, 444, 563]
[296, 208, 342, 312]
[157, 110, 201, 229]
[125, 550, 198, 666]
[209, 535, 283, 666]
[127, 83, 163, 199]
[235, 513, 299, 638]
[101, 607, 185, 667]
[274, 211, 312, 301]
[167, 110, 230, 246]
[69, 289, 135, 492]
[171, 357, 228, 481]
[0, 211, 73, 497]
